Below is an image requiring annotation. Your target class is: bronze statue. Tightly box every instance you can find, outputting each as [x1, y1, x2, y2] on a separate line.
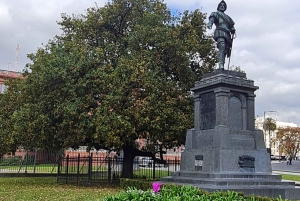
[207, 0, 236, 69]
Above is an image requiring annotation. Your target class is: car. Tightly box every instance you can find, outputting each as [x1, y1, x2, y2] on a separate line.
[139, 157, 153, 167]
[138, 157, 168, 168]
[270, 155, 286, 160]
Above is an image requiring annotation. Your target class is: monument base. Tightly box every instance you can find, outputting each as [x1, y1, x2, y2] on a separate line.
[160, 127, 300, 200]
[180, 126, 271, 173]
[160, 70, 300, 200]
[161, 171, 300, 200]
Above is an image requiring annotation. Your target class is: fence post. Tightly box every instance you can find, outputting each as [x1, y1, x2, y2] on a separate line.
[66, 154, 69, 184]
[153, 160, 156, 179]
[175, 157, 177, 172]
[88, 153, 92, 186]
[77, 153, 80, 186]
[56, 154, 61, 183]
[25, 151, 28, 173]
[108, 157, 111, 182]
[33, 148, 37, 173]
[167, 159, 170, 176]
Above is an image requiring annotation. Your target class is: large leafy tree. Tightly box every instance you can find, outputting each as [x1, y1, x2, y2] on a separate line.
[0, 0, 216, 178]
[275, 127, 300, 158]
[0, 78, 24, 155]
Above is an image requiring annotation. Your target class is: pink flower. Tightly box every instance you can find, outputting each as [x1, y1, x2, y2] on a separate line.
[152, 182, 162, 193]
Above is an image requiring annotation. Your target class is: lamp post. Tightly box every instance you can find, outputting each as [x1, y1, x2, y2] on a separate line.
[263, 110, 277, 155]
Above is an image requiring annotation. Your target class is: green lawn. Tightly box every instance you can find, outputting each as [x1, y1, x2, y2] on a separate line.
[0, 173, 297, 201]
[0, 177, 120, 201]
[281, 174, 300, 181]
[0, 164, 108, 174]
[134, 169, 169, 179]
[0, 164, 58, 173]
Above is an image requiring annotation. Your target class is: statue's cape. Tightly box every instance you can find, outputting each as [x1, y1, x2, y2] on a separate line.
[209, 11, 235, 27]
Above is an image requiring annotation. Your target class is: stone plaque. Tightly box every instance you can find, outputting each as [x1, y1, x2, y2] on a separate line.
[238, 155, 255, 172]
[195, 155, 203, 171]
[200, 92, 216, 130]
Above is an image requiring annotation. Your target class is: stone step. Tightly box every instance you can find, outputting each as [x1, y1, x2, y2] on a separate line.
[161, 181, 300, 200]
[161, 176, 295, 187]
[163, 181, 298, 190]
[172, 171, 281, 180]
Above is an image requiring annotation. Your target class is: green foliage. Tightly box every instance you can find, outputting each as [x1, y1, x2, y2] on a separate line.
[104, 185, 287, 201]
[0, 156, 22, 166]
[0, 0, 217, 177]
[120, 178, 154, 191]
[264, 118, 277, 132]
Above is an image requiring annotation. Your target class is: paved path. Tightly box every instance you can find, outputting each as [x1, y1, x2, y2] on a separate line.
[272, 160, 300, 174]
[271, 160, 300, 185]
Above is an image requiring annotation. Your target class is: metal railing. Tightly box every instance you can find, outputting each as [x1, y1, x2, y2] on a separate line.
[57, 154, 181, 186]
[0, 149, 62, 174]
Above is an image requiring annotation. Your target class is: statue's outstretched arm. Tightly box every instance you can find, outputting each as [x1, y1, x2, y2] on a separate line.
[207, 17, 215, 30]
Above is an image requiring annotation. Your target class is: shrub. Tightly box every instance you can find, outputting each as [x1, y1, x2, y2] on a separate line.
[0, 156, 22, 166]
[120, 178, 154, 191]
[104, 184, 287, 201]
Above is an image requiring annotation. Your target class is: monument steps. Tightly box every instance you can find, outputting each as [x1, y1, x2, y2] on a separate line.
[162, 181, 297, 190]
[172, 171, 281, 180]
[161, 175, 295, 187]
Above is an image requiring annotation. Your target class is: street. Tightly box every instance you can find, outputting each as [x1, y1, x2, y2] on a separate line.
[272, 159, 300, 174]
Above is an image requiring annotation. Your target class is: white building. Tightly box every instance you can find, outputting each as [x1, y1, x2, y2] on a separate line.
[255, 116, 297, 156]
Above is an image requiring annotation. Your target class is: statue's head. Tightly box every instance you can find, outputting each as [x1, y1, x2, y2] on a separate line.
[217, 0, 227, 12]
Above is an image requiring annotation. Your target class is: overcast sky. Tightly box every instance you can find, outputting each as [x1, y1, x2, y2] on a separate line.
[0, 0, 299, 125]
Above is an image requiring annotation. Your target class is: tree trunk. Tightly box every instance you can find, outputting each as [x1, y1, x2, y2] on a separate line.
[121, 144, 155, 178]
[121, 145, 136, 178]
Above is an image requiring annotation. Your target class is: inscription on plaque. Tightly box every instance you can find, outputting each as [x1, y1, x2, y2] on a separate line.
[238, 155, 255, 172]
[200, 92, 216, 130]
[195, 155, 203, 171]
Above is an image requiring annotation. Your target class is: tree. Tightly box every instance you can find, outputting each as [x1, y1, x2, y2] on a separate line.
[0, 78, 24, 155]
[263, 117, 277, 152]
[275, 127, 300, 158]
[0, 0, 217, 178]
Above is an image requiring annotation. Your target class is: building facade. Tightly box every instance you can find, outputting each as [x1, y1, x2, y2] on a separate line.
[0, 69, 22, 93]
[255, 116, 297, 156]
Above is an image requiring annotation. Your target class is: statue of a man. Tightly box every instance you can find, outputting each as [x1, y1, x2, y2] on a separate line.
[207, 0, 236, 69]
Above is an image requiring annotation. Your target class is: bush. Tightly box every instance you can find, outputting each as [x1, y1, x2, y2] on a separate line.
[0, 156, 22, 166]
[104, 184, 287, 201]
[120, 178, 154, 191]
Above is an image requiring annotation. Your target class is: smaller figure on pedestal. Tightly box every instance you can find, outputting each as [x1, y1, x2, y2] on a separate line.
[207, 0, 236, 69]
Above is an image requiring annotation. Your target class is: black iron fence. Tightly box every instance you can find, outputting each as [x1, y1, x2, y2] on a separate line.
[0, 149, 181, 185]
[57, 153, 181, 186]
[0, 149, 62, 174]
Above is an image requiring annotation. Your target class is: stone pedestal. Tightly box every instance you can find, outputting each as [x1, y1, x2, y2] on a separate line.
[161, 70, 300, 200]
[181, 69, 270, 173]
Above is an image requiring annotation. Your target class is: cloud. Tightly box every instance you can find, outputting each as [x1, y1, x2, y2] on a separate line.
[0, 0, 299, 125]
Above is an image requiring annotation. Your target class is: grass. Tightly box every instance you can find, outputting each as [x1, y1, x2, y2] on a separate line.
[0, 164, 58, 173]
[134, 169, 169, 179]
[0, 173, 297, 201]
[0, 177, 120, 201]
[281, 174, 300, 181]
[0, 164, 108, 174]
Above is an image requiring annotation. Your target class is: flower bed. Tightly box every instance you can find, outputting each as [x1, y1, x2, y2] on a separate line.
[104, 182, 287, 201]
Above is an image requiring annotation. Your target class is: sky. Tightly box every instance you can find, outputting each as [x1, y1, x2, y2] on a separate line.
[0, 0, 299, 125]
